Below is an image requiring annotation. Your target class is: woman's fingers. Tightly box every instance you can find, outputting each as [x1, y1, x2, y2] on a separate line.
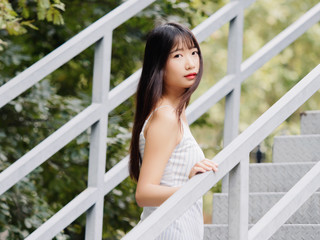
[200, 159, 218, 172]
[189, 159, 218, 179]
[196, 161, 213, 171]
[194, 166, 206, 174]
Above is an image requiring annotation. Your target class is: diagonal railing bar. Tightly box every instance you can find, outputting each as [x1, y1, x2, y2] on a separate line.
[123, 64, 320, 239]
[26, 187, 98, 240]
[103, 155, 130, 196]
[248, 160, 320, 240]
[0, 103, 102, 196]
[25, 158, 129, 240]
[240, 2, 320, 82]
[0, 0, 155, 109]
[187, 74, 235, 124]
[122, 170, 222, 239]
[106, 69, 141, 111]
[193, 1, 241, 43]
[29, 157, 131, 240]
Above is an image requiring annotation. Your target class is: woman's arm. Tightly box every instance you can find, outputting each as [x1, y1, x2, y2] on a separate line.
[135, 108, 181, 207]
[136, 108, 218, 207]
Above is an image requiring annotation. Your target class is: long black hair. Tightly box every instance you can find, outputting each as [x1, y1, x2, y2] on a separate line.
[129, 22, 203, 182]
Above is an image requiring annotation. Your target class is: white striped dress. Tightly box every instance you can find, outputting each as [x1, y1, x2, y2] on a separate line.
[138, 106, 205, 239]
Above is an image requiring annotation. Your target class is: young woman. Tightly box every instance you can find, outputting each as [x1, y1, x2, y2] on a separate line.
[129, 22, 218, 239]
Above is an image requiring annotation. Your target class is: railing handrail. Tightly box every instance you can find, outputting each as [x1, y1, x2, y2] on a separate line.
[123, 63, 320, 239]
[0, 103, 102, 196]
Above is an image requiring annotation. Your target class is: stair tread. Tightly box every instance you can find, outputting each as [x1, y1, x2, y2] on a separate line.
[301, 110, 320, 135]
[249, 162, 318, 192]
[273, 135, 320, 163]
[212, 192, 320, 224]
[206, 110, 320, 239]
[204, 224, 320, 240]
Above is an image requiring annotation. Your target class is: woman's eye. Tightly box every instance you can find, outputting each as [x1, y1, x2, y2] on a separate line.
[192, 51, 199, 55]
[174, 54, 182, 58]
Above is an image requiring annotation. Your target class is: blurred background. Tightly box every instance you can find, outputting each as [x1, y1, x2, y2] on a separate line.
[0, 0, 319, 239]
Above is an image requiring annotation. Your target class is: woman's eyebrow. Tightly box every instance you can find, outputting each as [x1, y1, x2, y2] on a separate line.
[170, 46, 196, 54]
[170, 48, 183, 54]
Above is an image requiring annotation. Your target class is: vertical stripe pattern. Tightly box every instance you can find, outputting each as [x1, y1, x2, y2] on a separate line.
[138, 106, 205, 239]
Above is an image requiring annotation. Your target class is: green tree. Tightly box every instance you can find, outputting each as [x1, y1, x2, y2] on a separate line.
[0, 0, 65, 50]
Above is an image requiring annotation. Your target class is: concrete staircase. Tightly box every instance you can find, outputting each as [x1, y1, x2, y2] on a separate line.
[204, 110, 320, 239]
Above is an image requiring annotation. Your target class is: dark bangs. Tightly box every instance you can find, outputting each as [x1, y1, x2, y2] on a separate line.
[171, 31, 199, 53]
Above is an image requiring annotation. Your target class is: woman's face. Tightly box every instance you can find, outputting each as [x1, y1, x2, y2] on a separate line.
[163, 40, 200, 95]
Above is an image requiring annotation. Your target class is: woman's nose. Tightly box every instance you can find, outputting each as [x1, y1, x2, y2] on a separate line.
[185, 55, 196, 70]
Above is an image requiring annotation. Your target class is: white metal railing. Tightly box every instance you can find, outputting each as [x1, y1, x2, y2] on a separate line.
[123, 63, 320, 239]
[0, 0, 319, 239]
[123, 1, 320, 239]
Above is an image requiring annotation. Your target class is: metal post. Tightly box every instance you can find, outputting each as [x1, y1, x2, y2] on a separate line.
[85, 33, 112, 239]
[221, 0, 244, 193]
[228, 155, 249, 240]
[221, 0, 245, 239]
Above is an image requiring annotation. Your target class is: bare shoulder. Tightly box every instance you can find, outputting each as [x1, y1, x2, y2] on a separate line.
[152, 106, 177, 124]
[144, 106, 180, 140]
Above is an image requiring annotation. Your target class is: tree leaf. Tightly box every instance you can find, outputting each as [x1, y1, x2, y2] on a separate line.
[53, 10, 64, 25]
[38, 0, 51, 9]
[52, 3, 65, 11]
[21, 21, 39, 30]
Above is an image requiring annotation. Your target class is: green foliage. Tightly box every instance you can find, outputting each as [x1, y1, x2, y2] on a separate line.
[0, 0, 65, 50]
[0, 79, 82, 239]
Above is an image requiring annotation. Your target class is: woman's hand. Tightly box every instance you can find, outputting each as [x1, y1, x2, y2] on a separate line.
[189, 159, 218, 179]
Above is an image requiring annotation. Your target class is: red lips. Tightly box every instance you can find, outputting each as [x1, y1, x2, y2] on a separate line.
[184, 73, 197, 79]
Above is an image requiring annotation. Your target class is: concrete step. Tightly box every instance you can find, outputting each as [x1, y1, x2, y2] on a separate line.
[212, 192, 320, 224]
[249, 162, 318, 192]
[204, 224, 320, 240]
[301, 110, 320, 135]
[273, 135, 320, 163]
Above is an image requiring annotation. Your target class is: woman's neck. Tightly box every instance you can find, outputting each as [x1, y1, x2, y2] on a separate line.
[161, 88, 186, 108]
[159, 95, 181, 109]
[158, 95, 187, 123]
